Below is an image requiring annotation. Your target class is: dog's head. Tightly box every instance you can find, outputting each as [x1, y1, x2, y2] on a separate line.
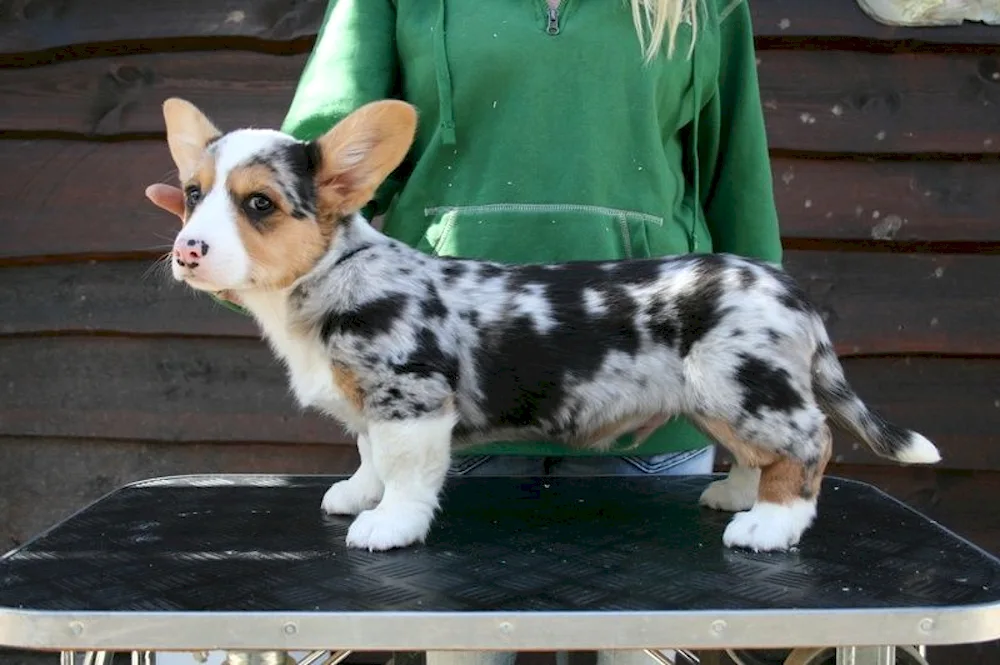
[162, 98, 417, 293]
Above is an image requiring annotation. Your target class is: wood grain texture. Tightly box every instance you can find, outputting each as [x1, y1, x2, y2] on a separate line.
[0, 0, 328, 57]
[3, 251, 999, 356]
[750, 0, 1000, 43]
[4, 140, 1000, 260]
[759, 50, 1000, 154]
[0, 139, 181, 259]
[1, 0, 998, 58]
[828, 465, 1000, 555]
[772, 158, 1000, 242]
[2, 49, 999, 157]
[0, 51, 302, 136]
[0, 437, 360, 548]
[0, 337, 996, 469]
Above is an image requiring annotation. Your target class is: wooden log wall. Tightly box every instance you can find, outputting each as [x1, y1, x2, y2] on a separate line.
[0, 2, 999, 662]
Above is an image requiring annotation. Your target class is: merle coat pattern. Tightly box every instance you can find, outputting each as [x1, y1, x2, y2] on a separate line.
[161, 98, 941, 553]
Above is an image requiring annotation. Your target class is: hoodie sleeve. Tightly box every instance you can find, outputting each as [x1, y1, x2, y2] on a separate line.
[280, 0, 401, 217]
[696, 0, 783, 265]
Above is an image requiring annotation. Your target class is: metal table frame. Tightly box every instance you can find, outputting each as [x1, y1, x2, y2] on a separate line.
[1, 474, 998, 665]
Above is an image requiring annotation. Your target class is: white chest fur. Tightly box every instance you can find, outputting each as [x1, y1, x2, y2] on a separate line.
[239, 290, 365, 432]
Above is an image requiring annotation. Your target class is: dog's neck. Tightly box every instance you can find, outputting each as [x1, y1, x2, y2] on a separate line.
[235, 212, 391, 343]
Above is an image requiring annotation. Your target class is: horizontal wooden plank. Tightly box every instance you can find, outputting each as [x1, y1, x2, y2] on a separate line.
[0, 337, 996, 469]
[759, 50, 1000, 154]
[0, 0, 327, 58]
[772, 158, 1000, 242]
[3, 140, 999, 261]
[784, 251, 1000, 356]
[0, 258, 259, 337]
[3, 49, 999, 156]
[0, 140, 180, 259]
[0, 437, 359, 548]
[750, 0, 1000, 43]
[821, 465, 1000, 555]
[1, 0, 998, 60]
[0, 51, 301, 136]
[0, 336, 351, 445]
[3, 251, 998, 357]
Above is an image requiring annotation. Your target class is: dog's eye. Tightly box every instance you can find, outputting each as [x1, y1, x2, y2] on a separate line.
[184, 186, 202, 209]
[244, 194, 275, 217]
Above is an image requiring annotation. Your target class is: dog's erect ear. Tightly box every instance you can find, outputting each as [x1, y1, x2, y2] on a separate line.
[312, 100, 418, 215]
[162, 97, 222, 182]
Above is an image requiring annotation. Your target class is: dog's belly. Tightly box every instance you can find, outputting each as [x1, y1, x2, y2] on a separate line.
[451, 412, 671, 451]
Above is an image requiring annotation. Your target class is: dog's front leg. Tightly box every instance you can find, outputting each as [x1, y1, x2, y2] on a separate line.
[345, 412, 455, 551]
[322, 434, 385, 516]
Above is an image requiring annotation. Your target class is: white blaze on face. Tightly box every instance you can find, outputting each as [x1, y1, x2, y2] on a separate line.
[171, 129, 295, 292]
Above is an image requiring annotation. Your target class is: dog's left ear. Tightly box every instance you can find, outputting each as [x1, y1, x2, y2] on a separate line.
[162, 97, 222, 182]
[312, 100, 418, 215]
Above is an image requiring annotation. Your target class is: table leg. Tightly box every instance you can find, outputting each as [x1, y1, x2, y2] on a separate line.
[835, 646, 896, 665]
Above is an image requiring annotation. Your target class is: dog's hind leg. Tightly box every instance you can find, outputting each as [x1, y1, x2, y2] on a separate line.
[695, 416, 833, 552]
[699, 463, 760, 512]
[345, 410, 456, 551]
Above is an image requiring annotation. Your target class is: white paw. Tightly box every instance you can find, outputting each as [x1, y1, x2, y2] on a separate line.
[699, 468, 760, 512]
[722, 499, 817, 552]
[345, 502, 434, 551]
[321, 476, 383, 516]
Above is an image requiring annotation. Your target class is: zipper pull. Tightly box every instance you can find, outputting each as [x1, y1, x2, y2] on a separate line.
[547, 7, 560, 35]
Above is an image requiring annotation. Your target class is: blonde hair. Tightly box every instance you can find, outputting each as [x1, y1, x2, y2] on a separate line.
[629, 0, 700, 62]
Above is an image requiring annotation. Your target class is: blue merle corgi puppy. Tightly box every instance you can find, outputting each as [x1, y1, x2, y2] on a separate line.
[161, 97, 941, 553]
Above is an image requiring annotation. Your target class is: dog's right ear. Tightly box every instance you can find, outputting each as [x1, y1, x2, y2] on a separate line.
[162, 98, 222, 182]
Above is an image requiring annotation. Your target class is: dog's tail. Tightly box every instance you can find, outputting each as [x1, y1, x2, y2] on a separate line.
[810, 323, 941, 465]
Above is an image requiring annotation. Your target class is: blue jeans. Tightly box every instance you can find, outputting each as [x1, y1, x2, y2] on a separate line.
[428, 446, 716, 665]
[449, 446, 715, 477]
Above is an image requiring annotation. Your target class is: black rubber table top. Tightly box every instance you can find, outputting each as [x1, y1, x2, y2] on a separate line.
[1, 475, 997, 614]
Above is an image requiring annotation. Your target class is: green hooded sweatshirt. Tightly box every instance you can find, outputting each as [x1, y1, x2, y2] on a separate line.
[231, 0, 783, 457]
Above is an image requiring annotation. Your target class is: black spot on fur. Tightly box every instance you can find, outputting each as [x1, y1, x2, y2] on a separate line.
[420, 281, 449, 320]
[320, 293, 407, 343]
[281, 141, 320, 219]
[460, 310, 480, 327]
[441, 262, 468, 284]
[731, 328, 744, 338]
[738, 267, 756, 289]
[475, 261, 645, 429]
[646, 299, 678, 348]
[393, 328, 459, 389]
[735, 354, 805, 416]
[674, 256, 731, 357]
[769, 269, 812, 313]
[606, 258, 664, 285]
[766, 328, 782, 344]
[478, 263, 504, 279]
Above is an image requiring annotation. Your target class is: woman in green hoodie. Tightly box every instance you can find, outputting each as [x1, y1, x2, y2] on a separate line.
[146, 0, 782, 662]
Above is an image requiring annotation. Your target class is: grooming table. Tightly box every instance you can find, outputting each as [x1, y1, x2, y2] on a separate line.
[1, 475, 998, 665]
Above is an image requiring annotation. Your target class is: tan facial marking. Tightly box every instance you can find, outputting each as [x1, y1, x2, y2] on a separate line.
[227, 164, 333, 290]
[332, 363, 365, 413]
[179, 154, 217, 226]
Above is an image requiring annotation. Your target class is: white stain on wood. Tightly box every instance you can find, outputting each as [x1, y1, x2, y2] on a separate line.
[871, 214, 905, 240]
[857, 0, 1000, 25]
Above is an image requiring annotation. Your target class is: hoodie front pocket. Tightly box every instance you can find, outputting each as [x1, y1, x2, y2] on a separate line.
[420, 203, 664, 264]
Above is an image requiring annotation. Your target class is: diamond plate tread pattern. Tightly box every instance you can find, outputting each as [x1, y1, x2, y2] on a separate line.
[0, 475, 997, 614]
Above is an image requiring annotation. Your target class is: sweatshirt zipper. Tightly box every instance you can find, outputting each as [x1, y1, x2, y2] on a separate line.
[547, 7, 560, 34]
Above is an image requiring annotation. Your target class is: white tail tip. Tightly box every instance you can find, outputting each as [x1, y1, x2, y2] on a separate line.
[895, 433, 942, 464]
